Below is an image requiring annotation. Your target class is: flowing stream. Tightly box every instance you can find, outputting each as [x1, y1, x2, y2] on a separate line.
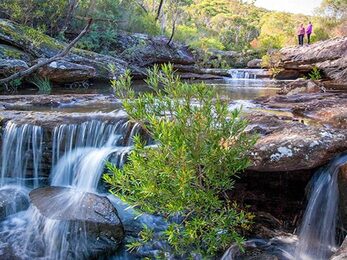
[0, 116, 346, 259]
[0, 119, 158, 259]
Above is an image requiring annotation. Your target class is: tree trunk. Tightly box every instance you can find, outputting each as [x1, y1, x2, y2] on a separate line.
[155, 0, 165, 21]
[60, 0, 79, 35]
[167, 19, 176, 46]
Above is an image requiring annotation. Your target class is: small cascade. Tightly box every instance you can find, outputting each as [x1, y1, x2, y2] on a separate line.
[294, 154, 347, 259]
[227, 69, 268, 79]
[52, 120, 128, 166]
[51, 120, 141, 192]
[223, 154, 347, 260]
[0, 121, 43, 188]
[0, 119, 146, 259]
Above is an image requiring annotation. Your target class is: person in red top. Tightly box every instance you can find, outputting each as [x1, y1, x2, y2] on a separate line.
[297, 24, 305, 46]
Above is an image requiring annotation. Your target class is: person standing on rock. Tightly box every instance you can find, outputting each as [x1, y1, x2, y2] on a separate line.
[306, 22, 313, 44]
[297, 24, 305, 46]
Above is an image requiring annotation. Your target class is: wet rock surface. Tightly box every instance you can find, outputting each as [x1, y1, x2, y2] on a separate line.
[331, 236, 347, 260]
[256, 92, 347, 129]
[30, 186, 124, 256]
[338, 163, 347, 232]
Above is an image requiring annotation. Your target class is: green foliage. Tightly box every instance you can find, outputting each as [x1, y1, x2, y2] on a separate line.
[104, 64, 256, 256]
[261, 52, 283, 77]
[308, 66, 322, 80]
[126, 225, 155, 253]
[0, 0, 67, 35]
[174, 25, 199, 43]
[76, 24, 118, 54]
[29, 76, 52, 94]
[190, 37, 225, 50]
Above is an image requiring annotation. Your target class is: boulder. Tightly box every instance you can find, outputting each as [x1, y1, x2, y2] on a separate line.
[247, 112, 347, 172]
[278, 79, 324, 95]
[247, 58, 262, 68]
[0, 186, 29, 220]
[331, 236, 347, 260]
[30, 186, 124, 257]
[0, 59, 29, 76]
[274, 69, 300, 80]
[0, 43, 32, 62]
[0, 19, 127, 81]
[277, 36, 347, 83]
[37, 59, 96, 83]
[110, 32, 195, 68]
[256, 92, 347, 129]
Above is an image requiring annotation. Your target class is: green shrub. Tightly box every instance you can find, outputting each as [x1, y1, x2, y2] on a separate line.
[261, 52, 283, 77]
[173, 25, 199, 43]
[190, 37, 225, 50]
[104, 64, 256, 257]
[29, 75, 52, 94]
[308, 66, 322, 80]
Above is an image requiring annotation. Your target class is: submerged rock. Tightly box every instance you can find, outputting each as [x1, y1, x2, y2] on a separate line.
[29, 186, 124, 258]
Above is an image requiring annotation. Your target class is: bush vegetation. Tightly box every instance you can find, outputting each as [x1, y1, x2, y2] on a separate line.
[0, 0, 345, 55]
[104, 64, 257, 257]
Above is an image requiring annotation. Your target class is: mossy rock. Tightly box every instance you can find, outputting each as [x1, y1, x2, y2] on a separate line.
[0, 19, 128, 81]
[0, 44, 32, 62]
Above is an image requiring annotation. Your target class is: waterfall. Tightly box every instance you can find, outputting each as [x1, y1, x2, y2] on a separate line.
[294, 154, 347, 260]
[51, 120, 140, 192]
[227, 69, 267, 79]
[0, 118, 146, 259]
[222, 154, 347, 260]
[0, 121, 43, 188]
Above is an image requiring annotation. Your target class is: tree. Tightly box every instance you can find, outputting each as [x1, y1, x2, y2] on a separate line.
[104, 64, 256, 257]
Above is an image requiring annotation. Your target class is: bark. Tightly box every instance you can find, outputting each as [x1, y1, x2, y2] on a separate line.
[60, 0, 79, 35]
[155, 0, 165, 21]
[0, 19, 93, 85]
[167, 19, 176, 46]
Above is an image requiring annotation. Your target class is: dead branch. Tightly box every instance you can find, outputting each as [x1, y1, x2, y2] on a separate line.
[0, 19, 93, 85]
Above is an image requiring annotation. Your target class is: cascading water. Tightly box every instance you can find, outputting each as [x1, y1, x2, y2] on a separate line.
[294, 154, 347, 260]
[227, 69, 268, 79]
[223, 154, 347, 260]
[1, 121, 43, 188]
[0, 119, 151, 259]
[51, 120, 137, 192]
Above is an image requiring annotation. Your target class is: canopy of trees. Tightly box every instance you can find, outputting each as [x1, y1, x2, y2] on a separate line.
[0, 0, 345, 53]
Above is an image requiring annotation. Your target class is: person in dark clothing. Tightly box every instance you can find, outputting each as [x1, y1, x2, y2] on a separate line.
[297, 24, 305, 46]
[306, 22, 313, 44]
